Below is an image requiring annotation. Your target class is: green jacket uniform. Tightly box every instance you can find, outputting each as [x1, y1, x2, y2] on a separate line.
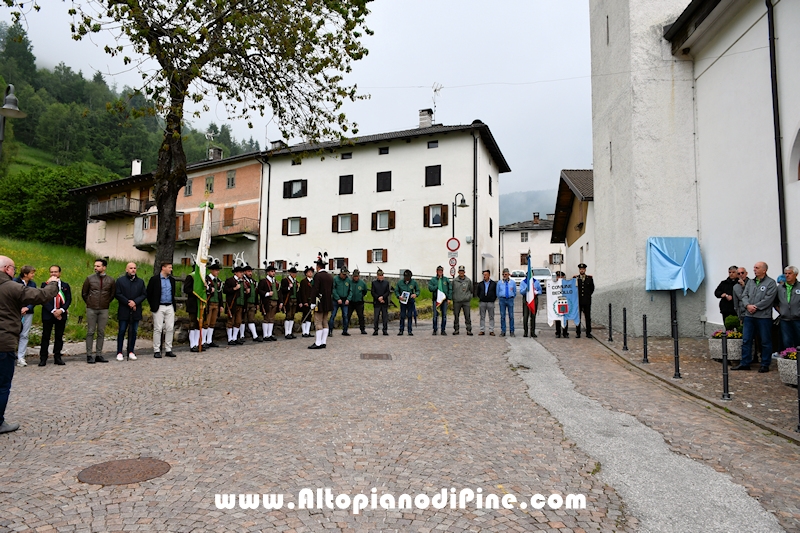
[206, 274, 222, 304]
[332, 275, 351, 302]
[395, 279, 420, 301]
[427, 276, 452, 300]
[349, 278, 369, 303]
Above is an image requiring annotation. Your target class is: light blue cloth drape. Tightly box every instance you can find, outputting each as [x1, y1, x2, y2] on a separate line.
[645, 237, 705, 294]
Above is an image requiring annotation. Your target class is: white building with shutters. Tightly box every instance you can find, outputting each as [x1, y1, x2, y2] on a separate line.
[259, 110, 510, 281]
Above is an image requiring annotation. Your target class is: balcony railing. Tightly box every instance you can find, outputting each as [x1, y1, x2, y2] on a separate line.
[88, 197, 144, 220]
[136, 217, 259, 248]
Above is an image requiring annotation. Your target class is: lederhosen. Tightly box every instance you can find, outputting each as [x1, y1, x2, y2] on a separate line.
[244, 275, 257, 324]
[298, 277, 314, 322]
[280, 276, 298, 320]
[206, 274, 222, 329]
[258, 277, 279, 323]
[224, 275, 244, 328]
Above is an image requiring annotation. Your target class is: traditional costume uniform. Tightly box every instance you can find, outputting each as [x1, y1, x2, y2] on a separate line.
[257, 265, 279, 341]
[223, 266, 246, 345]
[242, 266, 260, 342]
[204, 262, 222, 348]
[347, 269, 369, 334]
[184, 273, 201, 351]
[395, 270, 420, 335]
[298, 267, 316, 337]
[574, 263, 594, 339]
[309, 259, 333, 349]
[279, 267, 299, 339]
[329, 268, 351, 335]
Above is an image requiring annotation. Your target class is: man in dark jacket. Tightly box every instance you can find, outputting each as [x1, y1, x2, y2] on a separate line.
[477, 270, 497, 335]
[116, 263, 147, 360]
[714, 266, 739, 324]
[371, 269, 391, 336]
[574, 263, 595, 339]
[734, 261, 777, 372]
[184, 269, 202, 352]
[309, 259, 333, 349]
[81, 258, 116, 364]
[0, 255, 60, 434]
[147, 262, 177, 358]
[39, 265, 71, 366]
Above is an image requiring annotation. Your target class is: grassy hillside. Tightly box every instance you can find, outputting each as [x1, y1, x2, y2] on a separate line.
[6, 143, 58, 177]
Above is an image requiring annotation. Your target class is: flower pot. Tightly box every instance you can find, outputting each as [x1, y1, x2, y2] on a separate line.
[707, 338, 742, 361]
[776, 357, 798, 386]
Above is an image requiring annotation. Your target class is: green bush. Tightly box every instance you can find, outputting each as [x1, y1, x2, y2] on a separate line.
[724, 315, 741, 333]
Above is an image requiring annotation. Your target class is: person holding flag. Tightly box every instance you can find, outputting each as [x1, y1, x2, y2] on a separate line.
[187, 201, 212, 351]
[204, 262, 223, 348]
[428, 266, 452, 335]
[184, 265, 205, 352]
[519, 257, 542, 338]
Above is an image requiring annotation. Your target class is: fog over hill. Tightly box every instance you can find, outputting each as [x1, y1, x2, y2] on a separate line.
[499, 189, 558, 226]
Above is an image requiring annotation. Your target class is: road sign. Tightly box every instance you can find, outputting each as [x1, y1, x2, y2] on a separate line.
[447, 251, 458, 258]
[450, 266, 456, 276]
[446, 237, 460, 252]
[448, 257, 457, 267]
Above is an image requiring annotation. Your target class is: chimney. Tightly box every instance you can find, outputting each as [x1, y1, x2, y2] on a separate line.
[270, 140, 288, 150]
[533, 212, 540, 224]
[131, 159, 142, 175]
[547, 213, 555, 221]
[208, 146, 223, 160]
[419, 108, 433, 128]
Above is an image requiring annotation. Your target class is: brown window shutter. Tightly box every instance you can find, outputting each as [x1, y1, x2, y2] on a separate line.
[441, 204, 448, 226]
[282, 218, 288, 235]
[300, 217, 307, 234]
[371, 212, 377, 231]
[283, 181, 291, 198]
[332, 215, 338, 233]
[521, 253, 527, 266]
[351, 213, 358, 231]
[383, 249, 388, 262]
[367, 250, 373, 263]
[328, 259, 334, 270]
[150, 215, 157, 229]
[388, 211, 396, 229]
[175, 216, 180, 234]
[423, 205, 430, 227]
[344, 258, 349, 269]
[301, 180, 308, 197]
[183, 213, 191, 231]
[223, 207, 234, 227]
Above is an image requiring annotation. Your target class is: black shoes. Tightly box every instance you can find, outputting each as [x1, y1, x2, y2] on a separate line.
[87, 356, 95, 364]
[556, 333, 561, 339]
[361, 330, 367, 335]
[228, 340, 237, 346]
[432, 330, 438, 336]
[308, 344, 326, 349]
[586, 333, 593, 339]
[209, 341, 220, 348]
[466, 332, 473, 336]
[758, 367, 770, 373]
[38, 359, 46, 367]
[54, 357, 65, 365]
[190, 346, 200, 352]
[453, 331, 460, 335]
[576, 334, 581, 338]
[373, 331, 379, 336]
[165, 352, 176, 358]
[95, 355, 109, 363]
[342, 331, 350, 336]
[563, 333, 570, 338]
[441, 331, 447, 336]
[532, 332, 538, 338]
[398, 331, 404, 335]
[154, 352, 162, 358]
[254, 336, 264, 343]
[731, 364, 750, 370]
[383, 331, 388, 336]
[408, 332, 414, 336]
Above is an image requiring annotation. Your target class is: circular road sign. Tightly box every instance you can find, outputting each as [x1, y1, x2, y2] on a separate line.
[446, 237, 460, 252]
[450, 266, 457, 276]
[448, 257, 457, 267]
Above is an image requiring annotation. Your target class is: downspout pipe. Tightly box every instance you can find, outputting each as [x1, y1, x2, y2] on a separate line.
[471, 131, 478, 288]
[766, 0, 789, 266]
[256, 154, 272, 267]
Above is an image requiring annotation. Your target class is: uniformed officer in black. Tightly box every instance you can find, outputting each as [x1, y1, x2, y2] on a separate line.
[574, 263, 594, 339]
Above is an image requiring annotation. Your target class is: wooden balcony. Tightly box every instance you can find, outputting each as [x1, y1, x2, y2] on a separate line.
[88, 198, 144, 220]
[135, 217, 259, 249]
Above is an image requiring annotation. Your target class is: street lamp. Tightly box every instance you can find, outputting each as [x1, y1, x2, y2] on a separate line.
[0, 84, 26, 155]
[452, 192, 469, 239]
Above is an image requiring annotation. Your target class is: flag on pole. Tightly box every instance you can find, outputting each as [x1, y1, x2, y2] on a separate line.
[189, 201, 213, 318]
[526, 255, 537, 314]
[436, 289, 447, 307]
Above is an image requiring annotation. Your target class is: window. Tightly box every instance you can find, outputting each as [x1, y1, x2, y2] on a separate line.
[520, 253, 528, 266]
[367, 249, 387, 263]
[291, 159, 301, 166]
[96, 224, 106, 243]
[184, 178, 193, 196]
[333, 213, 358, 233]
[283, 179, 308, 198]
[223, 254, 233, 267]
[181, 213, 191, 232]
[425, 165, 441, 187]
[275, 260, 286, 270]
[423, 204, 448, 227]
[521, 232, 528, 242]
[282, 217, 307, 236]
[339, 175, 353, 195]
[143, 215, 157, 230]
[378, 147, 389, 155]
[205, 176, 214, 193]
[125, 221, 134, 239]
[181, 257, 192, 266]
[428, 140, 438, 149]
[488, 175, 492, 196]
[341, 152, 352, 160]
[334, 257, 348, 270]
[489, 218, 493, 237]
[371, 210, 395, 231]
[377, 171, 391, 192]
[223, 207, 234, 227]
[227, 170, 236, 189]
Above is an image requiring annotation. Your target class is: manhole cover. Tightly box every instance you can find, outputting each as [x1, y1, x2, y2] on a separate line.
[360, 353, 392, 360]
[77, 458, 170, 485]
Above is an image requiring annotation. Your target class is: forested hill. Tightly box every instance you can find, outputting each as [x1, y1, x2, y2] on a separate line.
[0, 21, 260, 178]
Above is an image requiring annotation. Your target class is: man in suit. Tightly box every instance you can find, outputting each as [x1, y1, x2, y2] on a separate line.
[574, 263, 595, 339]
[371, 269, 391, 336]
[147, 262, 177, 358]
[115, 262, 147, 360]
[309, 259, 333, 349]
[39, 265, 71, 366]
[477, 270, 497, 336]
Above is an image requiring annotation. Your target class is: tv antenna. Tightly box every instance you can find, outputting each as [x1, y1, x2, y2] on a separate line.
[432, 82, 443, 122]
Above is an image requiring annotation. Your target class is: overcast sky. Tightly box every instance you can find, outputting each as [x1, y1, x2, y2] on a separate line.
[6, 0, 592, 194]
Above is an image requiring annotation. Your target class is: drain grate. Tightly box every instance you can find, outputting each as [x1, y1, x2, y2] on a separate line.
[360, 353, 392, 360]
[77, 458, 171, 486]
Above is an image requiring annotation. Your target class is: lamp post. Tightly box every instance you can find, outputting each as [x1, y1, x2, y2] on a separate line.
[452, 192, 469, 239]
[0, 85, 27, 156]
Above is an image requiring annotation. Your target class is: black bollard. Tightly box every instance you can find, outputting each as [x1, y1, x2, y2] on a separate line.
[622, 307, 629, 351]
[608, 303, 613, 342]
[796, 356, 800, 433]
[642, 314, 649, 364]
[671, 290, 681, 379]
[721, 335, 731, 401]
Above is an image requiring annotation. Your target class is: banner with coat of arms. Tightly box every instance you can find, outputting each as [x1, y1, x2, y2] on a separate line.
[546, 279, 581, 327]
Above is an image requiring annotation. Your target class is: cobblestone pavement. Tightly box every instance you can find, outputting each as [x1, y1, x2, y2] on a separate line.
[535, 320, 800, 531]
[1, 311, 629, 533]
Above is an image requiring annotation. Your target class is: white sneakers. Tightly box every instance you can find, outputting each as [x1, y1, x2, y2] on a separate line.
[117, 353, 124, 361]
[16, 359, 27, 367]
[128, 353, 137, 360]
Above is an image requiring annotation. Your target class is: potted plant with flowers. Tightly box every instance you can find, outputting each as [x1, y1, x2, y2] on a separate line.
[776, 347, 798, 386]
[708, 316, 743, 361]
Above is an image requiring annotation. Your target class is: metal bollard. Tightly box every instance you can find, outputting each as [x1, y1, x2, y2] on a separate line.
[796, 356, 800, 433]
[671, 290, 681, 379]
[721, 335, 731, 400]
[622, 307, 629, 351]
[642, 315, 649, 364]
[608, 303, 613, 342]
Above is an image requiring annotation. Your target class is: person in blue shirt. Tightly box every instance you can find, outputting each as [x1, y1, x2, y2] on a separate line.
[519, 275, 542, 338]
[496, 268, 517, 337]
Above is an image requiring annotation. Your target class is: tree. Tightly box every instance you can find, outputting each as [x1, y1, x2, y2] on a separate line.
[0, 22, 36, 85]
[9, 0, 372, 271]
